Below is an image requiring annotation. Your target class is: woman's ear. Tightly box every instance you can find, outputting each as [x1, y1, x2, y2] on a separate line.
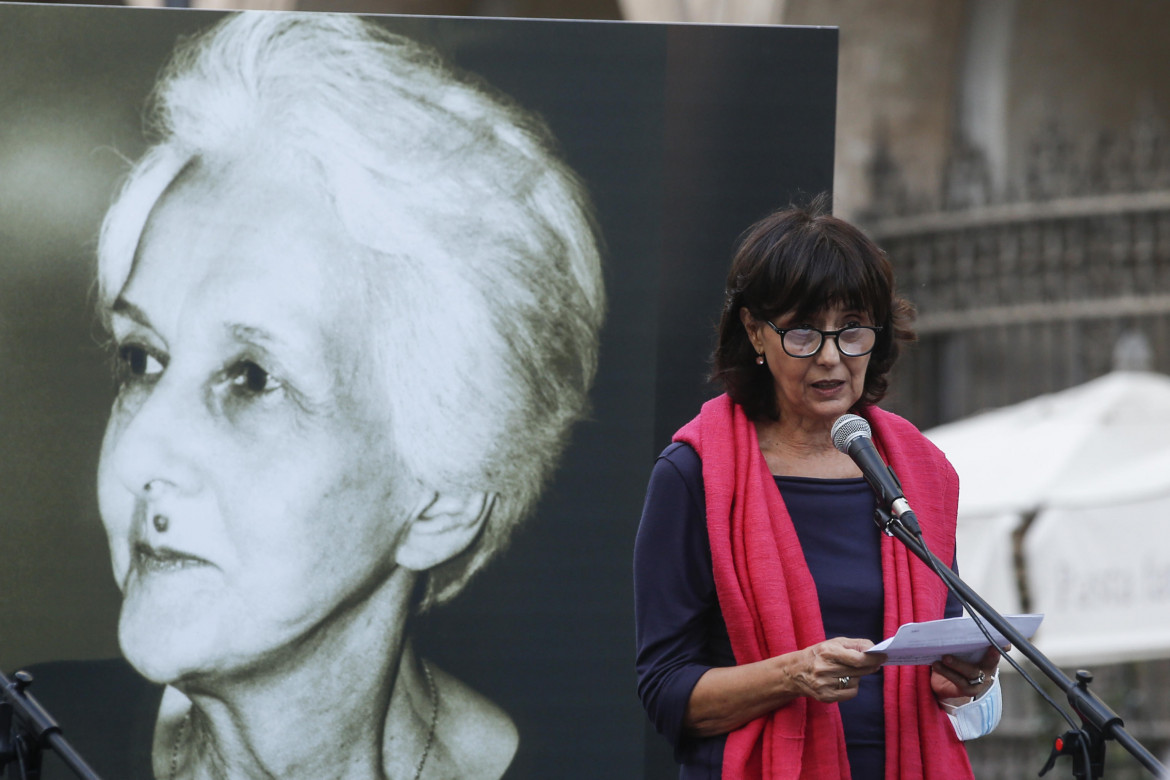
[740, 307, 764, 353]
[394, 492, 496, 571]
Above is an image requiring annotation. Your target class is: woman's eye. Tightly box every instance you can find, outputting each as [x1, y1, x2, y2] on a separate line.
[116, 344, 163, 381]
[228, 361, 283, 396]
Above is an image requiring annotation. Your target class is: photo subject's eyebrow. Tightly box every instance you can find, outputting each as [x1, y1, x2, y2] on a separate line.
[111, 297, 154, 330]
[228, 323, 278, 348]
[226, 323, 313, 366]
[226, 322, 317, 378]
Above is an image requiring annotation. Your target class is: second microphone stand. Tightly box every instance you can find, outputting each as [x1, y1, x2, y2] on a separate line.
[0, 669, 102, 780]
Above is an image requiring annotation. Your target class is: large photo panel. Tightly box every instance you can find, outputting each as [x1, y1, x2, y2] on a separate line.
[0, 4, 836, 777]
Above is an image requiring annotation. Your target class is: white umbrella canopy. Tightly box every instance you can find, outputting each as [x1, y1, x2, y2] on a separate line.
[926, 371, 1170, 517]
[1023, 492, 1170, 665]
[924, 370, 1170, 665]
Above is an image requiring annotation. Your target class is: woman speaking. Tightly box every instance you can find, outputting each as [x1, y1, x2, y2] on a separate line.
[634, 202, 1001, 779]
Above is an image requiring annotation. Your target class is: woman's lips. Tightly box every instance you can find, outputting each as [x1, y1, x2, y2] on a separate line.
[811, 379, 845, 391]
[132, 542, 211, 574]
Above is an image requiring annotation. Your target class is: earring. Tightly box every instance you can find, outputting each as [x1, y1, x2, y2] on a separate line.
[755, 354, 765, 366]
[152, 514, 170, 533]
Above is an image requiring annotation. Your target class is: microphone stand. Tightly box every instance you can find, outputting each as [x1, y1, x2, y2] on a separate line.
[875, 509, 1166, 779]
[0, 669, 102, 780]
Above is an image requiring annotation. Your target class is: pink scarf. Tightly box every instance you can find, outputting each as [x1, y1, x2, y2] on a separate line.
[674, 394, 974, 779]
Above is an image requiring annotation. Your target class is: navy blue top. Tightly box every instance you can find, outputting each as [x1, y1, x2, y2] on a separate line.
[634, 442, 959, 779]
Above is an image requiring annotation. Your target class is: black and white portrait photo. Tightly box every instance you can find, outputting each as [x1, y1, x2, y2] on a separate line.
[0, 4, 837, 777]
[93, 11, 607, 779]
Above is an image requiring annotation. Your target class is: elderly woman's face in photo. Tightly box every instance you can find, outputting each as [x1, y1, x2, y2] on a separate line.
[97, 161, 410, 683]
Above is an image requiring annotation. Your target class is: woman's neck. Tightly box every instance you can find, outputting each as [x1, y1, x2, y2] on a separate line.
[156, 568, 430, 780]
[754, 416, 862, 479]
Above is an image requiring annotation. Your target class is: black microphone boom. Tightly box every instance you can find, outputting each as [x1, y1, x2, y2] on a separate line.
[830, 414, 923, 538]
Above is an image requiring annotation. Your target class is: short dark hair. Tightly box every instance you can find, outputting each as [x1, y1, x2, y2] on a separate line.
[711, 196, 915, 420]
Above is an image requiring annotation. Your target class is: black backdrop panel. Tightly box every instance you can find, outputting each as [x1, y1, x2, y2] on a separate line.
[0, 5, 836, 777]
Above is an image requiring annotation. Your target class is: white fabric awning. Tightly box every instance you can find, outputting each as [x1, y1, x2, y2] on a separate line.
[1024, 494, 1170, 666]
[925, 371, 1170, 665]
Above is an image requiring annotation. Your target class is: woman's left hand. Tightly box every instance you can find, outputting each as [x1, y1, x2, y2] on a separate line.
[930, 646, 1003, 701]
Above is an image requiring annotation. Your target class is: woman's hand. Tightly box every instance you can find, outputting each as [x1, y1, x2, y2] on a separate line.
[785, 637, 887, 703]
[684, 637, 887, 736]
[930, 646, 1004, 702]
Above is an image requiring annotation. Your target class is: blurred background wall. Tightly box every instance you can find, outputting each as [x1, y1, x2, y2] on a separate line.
[9, 1, 1170, 776]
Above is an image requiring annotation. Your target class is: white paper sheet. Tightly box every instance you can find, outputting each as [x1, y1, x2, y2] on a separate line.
[865, 613, 1044, 665]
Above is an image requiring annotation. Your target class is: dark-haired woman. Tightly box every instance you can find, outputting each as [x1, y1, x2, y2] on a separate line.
[634, 201, 1002, 779]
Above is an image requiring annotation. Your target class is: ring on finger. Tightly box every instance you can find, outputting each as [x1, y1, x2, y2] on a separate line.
[837, 675, 851, 689]
[967, 670, 986, 686]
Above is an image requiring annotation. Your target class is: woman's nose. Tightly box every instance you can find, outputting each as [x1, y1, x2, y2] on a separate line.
[105, 377, 202, 499]
[816, 334, 843, 365]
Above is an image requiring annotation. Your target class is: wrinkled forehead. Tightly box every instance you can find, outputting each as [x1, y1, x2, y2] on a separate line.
[104, 153, 359, 304]
[118, 160, 391, 364]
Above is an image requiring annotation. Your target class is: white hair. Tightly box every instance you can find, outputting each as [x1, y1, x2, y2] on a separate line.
[97, 12, 605, 609]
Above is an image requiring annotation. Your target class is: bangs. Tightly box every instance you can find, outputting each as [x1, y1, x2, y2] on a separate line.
[749, 226, 890, 325]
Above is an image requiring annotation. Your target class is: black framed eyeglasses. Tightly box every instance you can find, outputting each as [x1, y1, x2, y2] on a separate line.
[764, 321, 882, 358]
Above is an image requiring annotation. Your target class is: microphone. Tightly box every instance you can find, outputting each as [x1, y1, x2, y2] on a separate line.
[830, 414, 923, 538]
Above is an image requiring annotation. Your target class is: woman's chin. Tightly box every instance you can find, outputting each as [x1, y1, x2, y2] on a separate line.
[118, 586, 229, 684]
[120, 621, 203, 684]
[808, 392, 860, 421]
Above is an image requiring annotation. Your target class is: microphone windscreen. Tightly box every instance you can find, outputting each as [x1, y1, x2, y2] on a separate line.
[831, 413, 872, 454]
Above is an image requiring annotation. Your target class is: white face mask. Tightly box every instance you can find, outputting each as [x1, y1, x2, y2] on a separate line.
[941, 668, 1002, 741]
